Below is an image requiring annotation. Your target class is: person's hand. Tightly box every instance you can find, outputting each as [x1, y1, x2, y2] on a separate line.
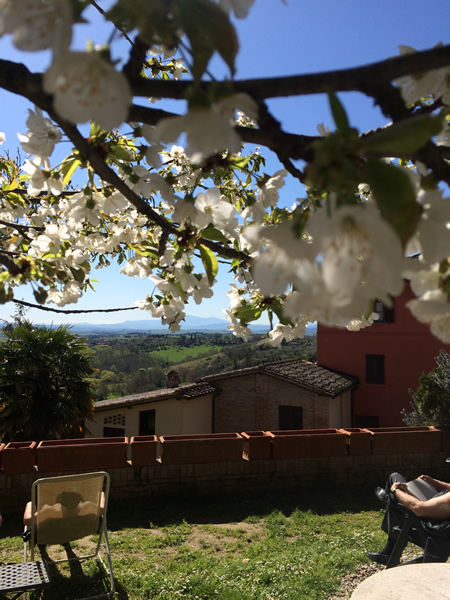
[391, 481, 407, 492]
[419, 474, 434, 484]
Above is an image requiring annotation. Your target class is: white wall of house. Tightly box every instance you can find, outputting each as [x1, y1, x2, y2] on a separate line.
[87, 394, 213, 439]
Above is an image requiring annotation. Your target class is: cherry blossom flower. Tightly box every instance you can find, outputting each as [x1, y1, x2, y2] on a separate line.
[154, 106, 241, 163]
[193, 187, 238, 236]
[17, 107, 61, 157]
[21, 156, 62, 196]
[242, 170, 288, 221]
[308, 202, 405, 308]
[346, 312, 380, 331]
[0, 0, 72, 52]
[102, 191, 129, 216]
[223, 309, 252, 341]
[44, 51, 132, 130]
[405, 189, 450, 264]
[394, 44, 450, 106]
[0, 132, 5, 145]
[66, 192, 103, 227]
[216, 0, 255, 18]
[47, 281, 83, 307]
[258, 320, 308, 348]
[406, 274, 450, 343]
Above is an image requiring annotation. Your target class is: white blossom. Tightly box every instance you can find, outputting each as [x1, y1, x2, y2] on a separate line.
[21, 156, 62, 196]
[193, 187, 238, 236]
[216, 0, 255, 18]
[346, 312, 380, 331]
[394, 44, 450, 106]
[0, 0, 72, 52]
[102, 191, 129, 216]
[17, 106, 61, 157]
[308, 202, 405, 308]
[0, 132, 5, 145]
[405, 188, 450, 264]
[154, 107, 241, 163]
[223, 309, 252, 341]
[44, 52, 132, 130]
[47, 281, 83, 307]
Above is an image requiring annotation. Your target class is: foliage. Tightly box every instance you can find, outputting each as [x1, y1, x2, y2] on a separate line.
[0, 320, 95, 441]
[0, 2, 449, 348]
[88, 332, 317, 399]
[402, 350, 450, 429]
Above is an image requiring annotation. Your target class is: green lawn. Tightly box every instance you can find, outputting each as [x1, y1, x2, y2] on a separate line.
[149, 344, 222, 363]
[0, 483, 388, 599]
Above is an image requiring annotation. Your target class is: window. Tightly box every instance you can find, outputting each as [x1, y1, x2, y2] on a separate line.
[366, 354, 385, 384]
[354, 415, 380, 428]
[373, 299, 395, 323]
[139, 409, 156, 436]
[279, 405, 303, 430]
[103, 426, 125, 437]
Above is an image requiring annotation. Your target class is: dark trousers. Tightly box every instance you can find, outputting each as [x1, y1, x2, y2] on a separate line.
[382, 472, 450, 562]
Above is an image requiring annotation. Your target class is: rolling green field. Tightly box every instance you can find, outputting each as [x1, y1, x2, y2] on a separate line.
[148, 343, 222, 363]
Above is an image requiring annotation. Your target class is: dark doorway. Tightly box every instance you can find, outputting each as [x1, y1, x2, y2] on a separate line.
[139, 409, 156, 436]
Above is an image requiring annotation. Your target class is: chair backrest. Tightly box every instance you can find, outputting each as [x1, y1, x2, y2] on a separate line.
[30, 472, 109, 546]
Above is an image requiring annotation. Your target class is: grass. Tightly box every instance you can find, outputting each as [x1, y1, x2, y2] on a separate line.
[149, 344, 222, 364]
[0, 482, 388, 599]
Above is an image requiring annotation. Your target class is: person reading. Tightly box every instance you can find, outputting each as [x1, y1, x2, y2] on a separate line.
[368, 472, 450, 565]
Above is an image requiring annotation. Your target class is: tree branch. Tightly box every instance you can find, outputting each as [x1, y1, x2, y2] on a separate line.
[12, 299, 138, 314]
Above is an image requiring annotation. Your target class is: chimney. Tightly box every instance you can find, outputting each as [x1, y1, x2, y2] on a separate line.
[166, 369, 180, 388]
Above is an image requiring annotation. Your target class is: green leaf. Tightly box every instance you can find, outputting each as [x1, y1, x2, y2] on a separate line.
[199, 244, 218, 285]
[229, 156, 251, 170]
[199, 224, 228, 243]
[61, 157, 81, 187]
[363, 158, 423, 245]
[70, 267, 86, 284]
[361, 114, 444, 156]
[327, 90, 350, 137]
[108, 144, 133, 162]
[33, 287, 48, 305]
[177, 0, 238, 80]
[234, 304, 261, 323]
[129, 244, 157, 258]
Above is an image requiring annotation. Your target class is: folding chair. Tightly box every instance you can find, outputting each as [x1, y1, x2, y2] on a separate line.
[23, 471, 114, 599]
[387, 503, 450, 568]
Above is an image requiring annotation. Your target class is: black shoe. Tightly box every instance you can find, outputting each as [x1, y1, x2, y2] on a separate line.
[375, 487, 389, 504]
[401, 555, 424, 565]
[367, 551, 390, 565]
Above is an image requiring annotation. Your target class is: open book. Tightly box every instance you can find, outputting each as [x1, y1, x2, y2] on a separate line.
[406, 478, 439, 502]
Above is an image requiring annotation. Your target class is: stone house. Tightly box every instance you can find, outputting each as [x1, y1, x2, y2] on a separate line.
[201, 358, 356, 432]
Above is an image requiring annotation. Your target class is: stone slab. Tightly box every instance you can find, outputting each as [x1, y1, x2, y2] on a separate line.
[351, 563, 450, 599]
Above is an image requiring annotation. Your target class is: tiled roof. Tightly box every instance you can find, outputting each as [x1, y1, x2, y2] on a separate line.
[202, 358, 356, 398]
[95, 381, 217, 411]
[263, 358, 357, 397]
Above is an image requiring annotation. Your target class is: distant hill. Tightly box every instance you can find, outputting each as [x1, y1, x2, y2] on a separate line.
[0, 315, 317, 336]
[59, 317, 316, 335]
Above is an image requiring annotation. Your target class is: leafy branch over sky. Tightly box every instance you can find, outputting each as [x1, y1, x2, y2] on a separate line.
[0, 0, 449, 346]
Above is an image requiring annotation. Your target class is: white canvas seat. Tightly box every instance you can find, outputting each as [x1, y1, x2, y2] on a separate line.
[23, 471, 114, 599]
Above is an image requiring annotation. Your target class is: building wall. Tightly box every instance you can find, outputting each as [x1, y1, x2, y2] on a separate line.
[212, 373, 351, 432]
[317, 283, 450, 427]
[88, 394, 213, 438]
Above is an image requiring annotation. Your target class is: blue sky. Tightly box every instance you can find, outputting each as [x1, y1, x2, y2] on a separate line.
[0, 0, 448, 325]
